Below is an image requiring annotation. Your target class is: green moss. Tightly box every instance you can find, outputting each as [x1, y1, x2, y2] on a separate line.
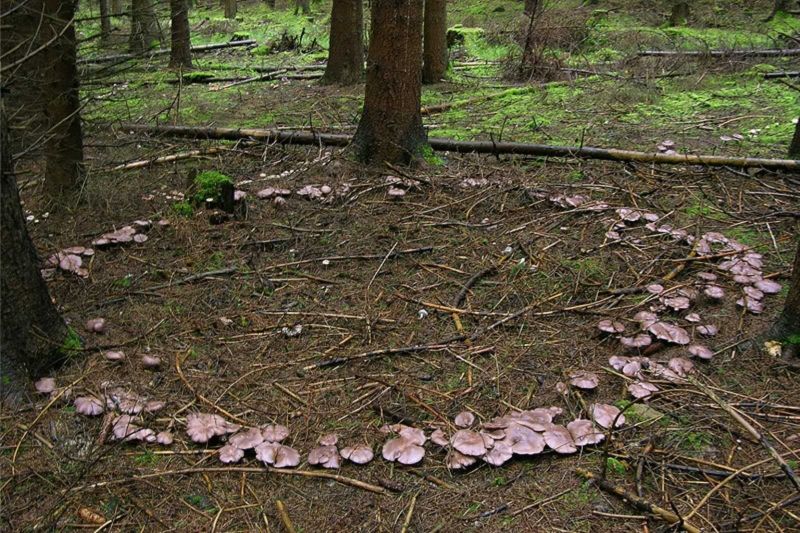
[172, 201, 194, 217]
[606, 457, 628, 475]
[193, 170, 233, 205]
[420, 144, 445, 166]
[60, 327, 82, 357]
[182, 71, 216, 83]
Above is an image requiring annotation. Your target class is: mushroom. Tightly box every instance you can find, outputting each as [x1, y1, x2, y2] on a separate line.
[646, 284, 664, 295]
[737, 297, 764, 314]
[598, 319, 625, 334]
[255, 442, 280, 464]
[634, 311, 659, 329]
[340, 444, 374, 465]
[273, 445, 301, 468]
[34, 377, 56, 394]
[308, 445, 341, 469]
[754, 279, 781, 294]
[104, 350, 125, 362]
[569, 371, 599, 390]
[743, 286, 764, 301]
[398, 426, 426, 446]
[567, 419, 604, 446]
[219, 444, 245, 464]
[446, 450, 477, 470]
[543, 425, 577, 454]
[74, 396, 104, 416]
[156, 431, 173, 445]
[661, 295, 690, 311]
[111, 415, 155, 442]
[381, 437, 425, 465]
[684, 313, 701, 323]
[621, 359, 643, 378]
[144, 400, 165, 413]
[85, 318, 106, 333]
[229, 427, 265, 450]
[185, 413, 241, 443]
[483, 441, 513, 466]
[628, 381, 659, 399]
[648, 322, 690, 345]
[450, 430, 487, 457]
[697, 324, 718, 337]
[688, 344, 714, 360]
[668, 357, 694, 376]
[430, 429, 449, 447]
[141, 354, 162, 369]
[590, 404, 625, 429]
[261, 424, 290, 443]
[502, 422, 545, 455]
[454, 411, 476, 428]
[387, 186, 406, 199]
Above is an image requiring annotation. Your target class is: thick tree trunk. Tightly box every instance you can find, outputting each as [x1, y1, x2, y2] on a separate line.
[352, 0, 427, 165]
[169, 0, 193, 68]
[321, 0, 363, 85]
[669, 1, 689, 26]
[422, 0, 448, 83]
[99, 0, 112, 44]
[224, 0, 237, 19]
[43, 0, 84, 196]
[769, 240, 800, 358]
[789, 117, 800, 158]
[1, 104, 69, 403]
[294, 0, 310, 15]
[130, 0, 161, 53]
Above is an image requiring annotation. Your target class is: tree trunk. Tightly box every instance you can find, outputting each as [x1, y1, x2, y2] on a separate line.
[294, 0, 310, 15]
[265, 0, 275, 7]
[422, 0, 448, 83]
[769, 240, 800, 357]
[321, 0, 363, 85]
[765, 0, 793, 22]
[169, 0, 193, 68]
[99, 0, 112, 44]
[224, 0, 237, 19]
[352, 0, 427, 165]
[1, 104, 69, 403]
[130, 0, 161, 53]
[111, 0, 124, 15]
[524, 0, 537, 15]
[669, 1, 689, 26]
[789, 117, 800, 158]
[43, 0, 84, 196]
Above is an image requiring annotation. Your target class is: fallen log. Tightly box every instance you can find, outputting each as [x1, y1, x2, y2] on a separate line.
[765, 70, 800, 79]
[119, 123, 800, 171]
[638, 48, 800, 58]
[77, 40, 257, 65]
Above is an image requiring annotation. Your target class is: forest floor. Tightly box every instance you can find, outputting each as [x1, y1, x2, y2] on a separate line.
[3, 0, 800, 531]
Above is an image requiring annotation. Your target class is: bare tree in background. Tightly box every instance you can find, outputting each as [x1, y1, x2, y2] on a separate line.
[423, 0, 448, 83]
[295, 0, 310, 15]
[224, 0, 237, 19]
[170, 0, 193, 67]
[669, 1, 689, 26]
[789, 118, 800, 158]
[99, 0, 113, 44]
[130, 0, 161, 53]
[353, 0, 427, 165]
[321, 0, 363, 85]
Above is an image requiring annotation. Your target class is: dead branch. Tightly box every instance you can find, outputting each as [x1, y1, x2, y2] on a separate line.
[638, 48, 800, 57]
[77, 40, 257, 65]
[120, 123, 800, 171]
[576, 468, 701, 533]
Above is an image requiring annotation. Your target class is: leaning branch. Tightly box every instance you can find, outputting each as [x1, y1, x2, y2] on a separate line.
[77, 40, 257, 65]
[120, 123, 800, 171]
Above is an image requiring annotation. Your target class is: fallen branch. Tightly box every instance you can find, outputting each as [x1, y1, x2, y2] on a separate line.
[68, 466, 389, 495]
[765, 70, 800, 79]
[146, 267, 238, 291]
[638, 48, 800, 58]
[212, 69, 288, 91]
[576, 468, 701, 533]
[120, 123, 800, 171]
[77, 40, 257, 65]
[275, 500, 297, 533]
[453, 266, 497, 307]
[112, 147, 226, 170]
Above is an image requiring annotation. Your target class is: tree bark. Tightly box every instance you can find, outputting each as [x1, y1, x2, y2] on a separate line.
[352, 0, 427, 165]
[43, 0, 85, 196]
[669, 1, 689, 26]
[265, 0, 275, 7]
[169, 0, 193, 68]
[321, 0, 363, 85]
[1, 104, 69, 403]
[770, 241, 800, 346]
[789, 117, 800, 158]
[422, 0, 448, 83]
[112, 0, 124, 15]
[99, 0, 112, 44]
[130, 0, 161, 53]
[224, 0, 237, 19]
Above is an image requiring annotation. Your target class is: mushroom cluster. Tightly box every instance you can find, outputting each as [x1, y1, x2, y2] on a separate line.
[92, 219, 153, 248]
[43, 246, 95, 278]
[609, 354, 695, 399]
